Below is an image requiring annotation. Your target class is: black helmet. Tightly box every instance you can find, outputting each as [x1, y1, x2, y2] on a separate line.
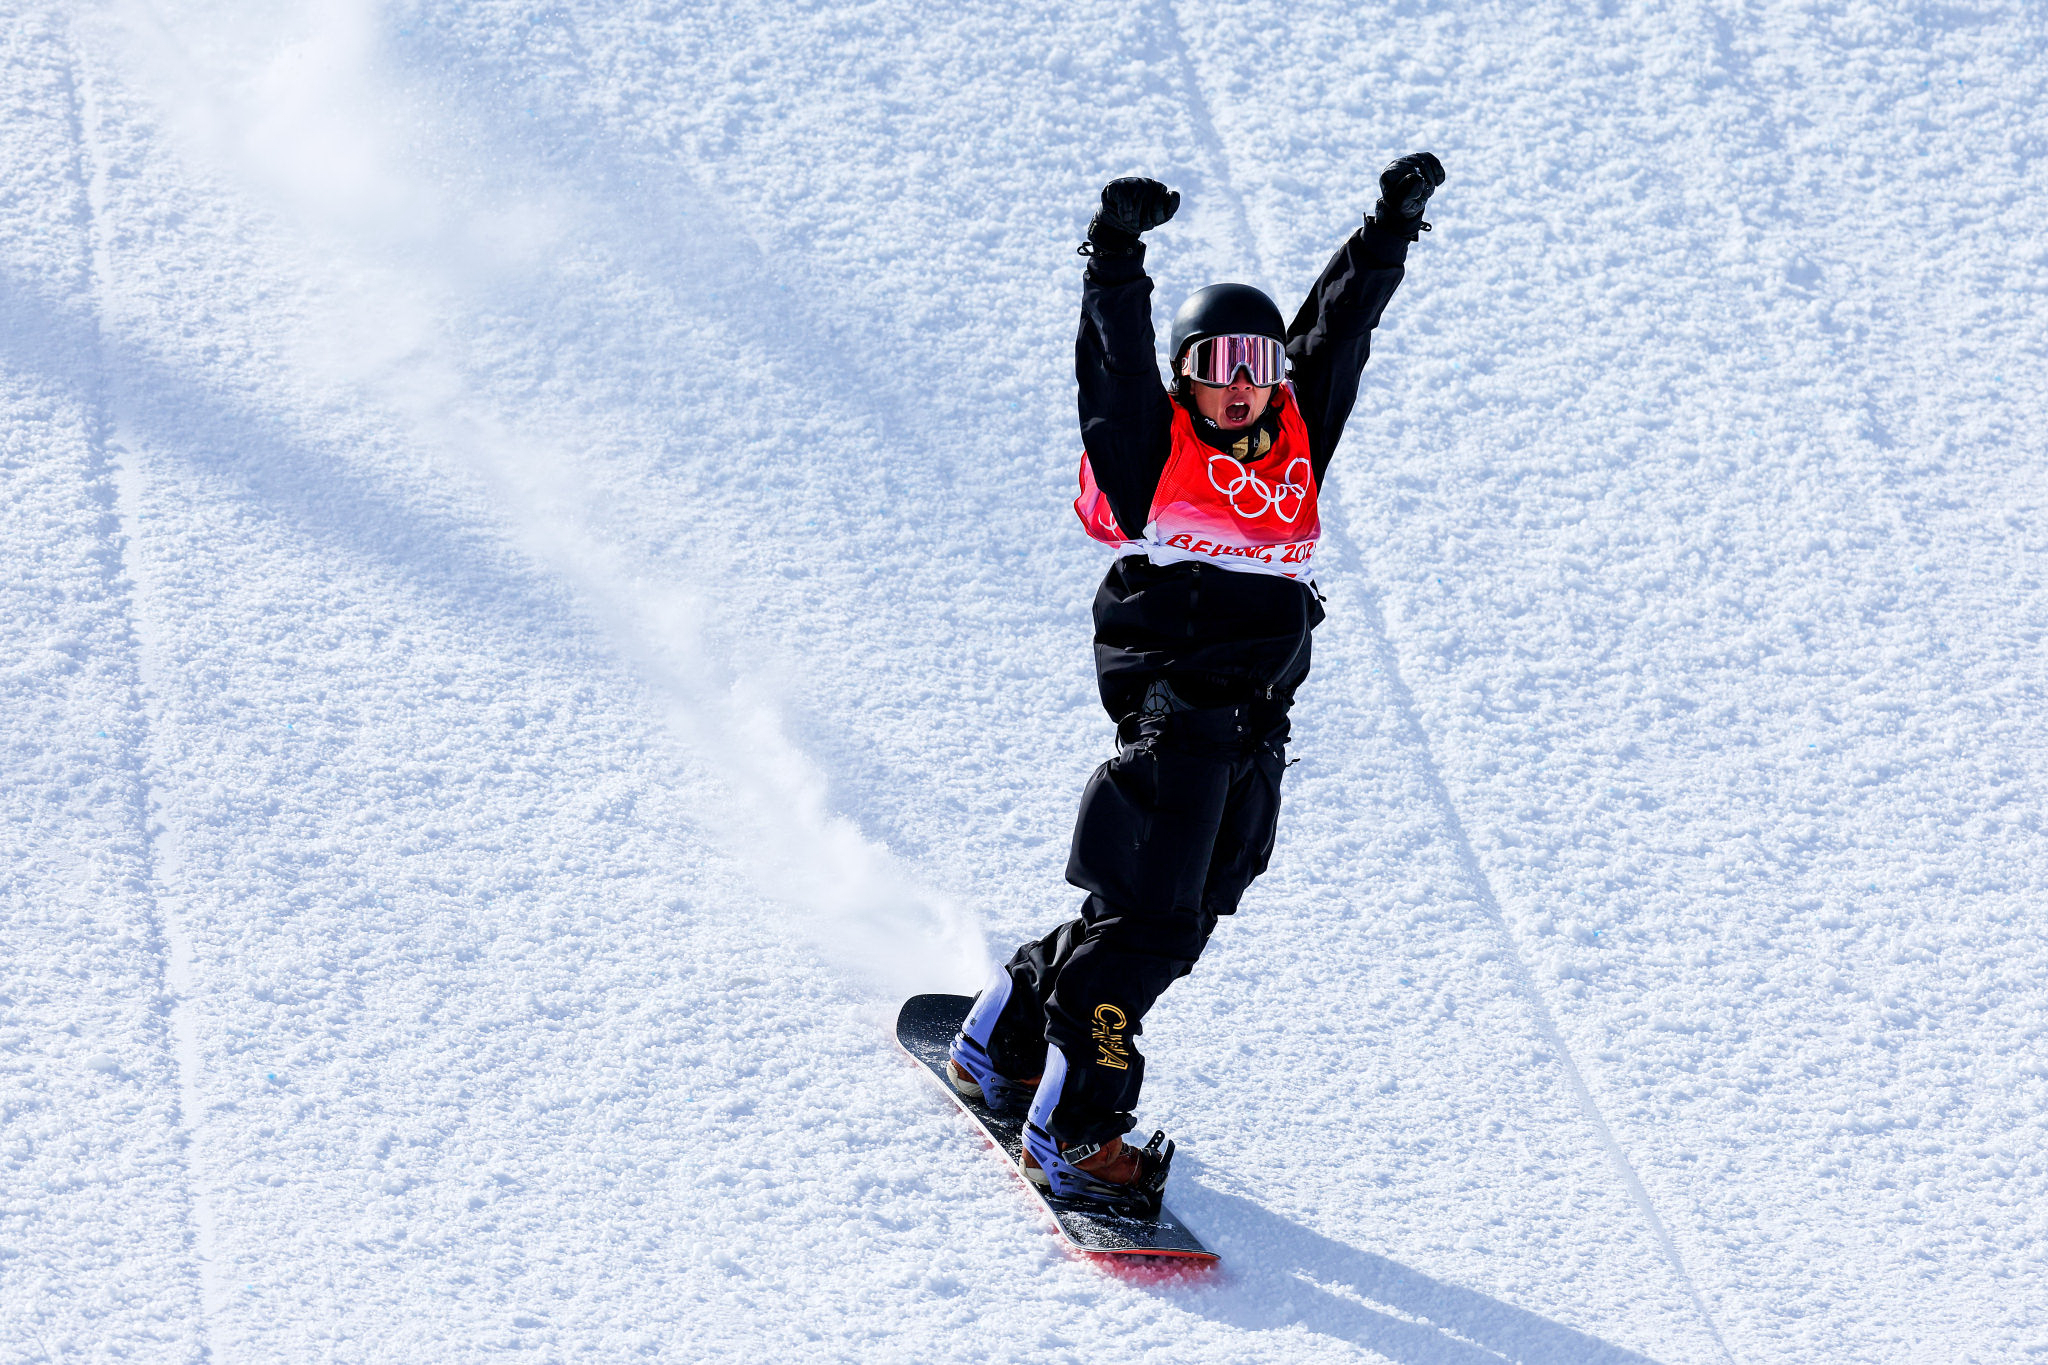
[1168, 283, 1286, 373]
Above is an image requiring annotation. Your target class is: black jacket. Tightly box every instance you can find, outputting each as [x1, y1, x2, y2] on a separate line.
[1074, 221, 1411, 712]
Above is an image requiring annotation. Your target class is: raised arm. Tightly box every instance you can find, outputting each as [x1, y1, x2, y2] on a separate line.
[1286, 152, 1445, 481]
[1075, 179, 1180, 542]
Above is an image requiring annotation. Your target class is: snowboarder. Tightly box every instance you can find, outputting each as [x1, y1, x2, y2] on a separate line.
[948, 155, 1446, 1213]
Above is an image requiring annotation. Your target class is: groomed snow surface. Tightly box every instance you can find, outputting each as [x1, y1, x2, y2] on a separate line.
[4, 1, 2045, 1360]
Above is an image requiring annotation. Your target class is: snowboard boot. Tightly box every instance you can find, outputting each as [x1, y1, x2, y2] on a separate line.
[1021, 1045, 1173, 1217]
[1020, 1126, 1174, 1219]
[946, 966, 1041, 1113]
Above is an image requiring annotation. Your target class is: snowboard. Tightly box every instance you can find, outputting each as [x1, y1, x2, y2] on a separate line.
[895, 993, 1218, 1261]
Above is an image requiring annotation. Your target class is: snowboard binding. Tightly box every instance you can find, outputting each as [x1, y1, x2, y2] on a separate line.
[1022, 1124, 1175, 1220]
[946, 1031, 1040, 1114]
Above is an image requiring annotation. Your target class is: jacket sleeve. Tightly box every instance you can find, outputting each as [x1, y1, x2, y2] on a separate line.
[1076, 245, 1175, 541]
[1285, 219, 1411, 482]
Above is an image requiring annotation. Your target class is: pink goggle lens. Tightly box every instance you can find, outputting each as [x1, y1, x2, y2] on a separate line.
[1182, 333, 1286, 387]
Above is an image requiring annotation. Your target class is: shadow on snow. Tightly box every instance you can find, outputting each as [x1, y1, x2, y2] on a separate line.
[1163, 1171, 1664, 1365]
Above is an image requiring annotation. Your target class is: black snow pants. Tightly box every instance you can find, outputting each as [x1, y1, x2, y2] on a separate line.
[981, 612, 1305, 1145]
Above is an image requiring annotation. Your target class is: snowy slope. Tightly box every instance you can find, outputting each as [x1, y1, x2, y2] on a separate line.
[5, 0, 2045, 1361]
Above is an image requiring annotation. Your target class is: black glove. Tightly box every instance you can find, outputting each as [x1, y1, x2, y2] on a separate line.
[1081, 177, 1180, 257]
[1371, 152, 1445, 240]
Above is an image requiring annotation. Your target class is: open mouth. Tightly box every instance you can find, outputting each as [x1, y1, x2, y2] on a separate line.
[1224, 400, 1251, 424]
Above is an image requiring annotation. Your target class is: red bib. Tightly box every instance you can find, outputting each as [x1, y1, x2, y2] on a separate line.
[1074, 384, 1320, 580]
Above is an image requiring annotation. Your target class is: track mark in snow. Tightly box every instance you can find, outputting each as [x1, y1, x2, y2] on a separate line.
[71, 41, 226, 1352]
[1151, 2, 1262, 290]
[1343, 569, 1739, 1365]
[1158, 9, 1737, 1359]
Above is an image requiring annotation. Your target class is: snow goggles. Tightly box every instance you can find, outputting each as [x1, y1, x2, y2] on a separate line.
[1180, 333, 1286, 387]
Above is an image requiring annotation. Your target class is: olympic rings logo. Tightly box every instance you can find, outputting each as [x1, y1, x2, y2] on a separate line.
[1208, 454, 1312, 523]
